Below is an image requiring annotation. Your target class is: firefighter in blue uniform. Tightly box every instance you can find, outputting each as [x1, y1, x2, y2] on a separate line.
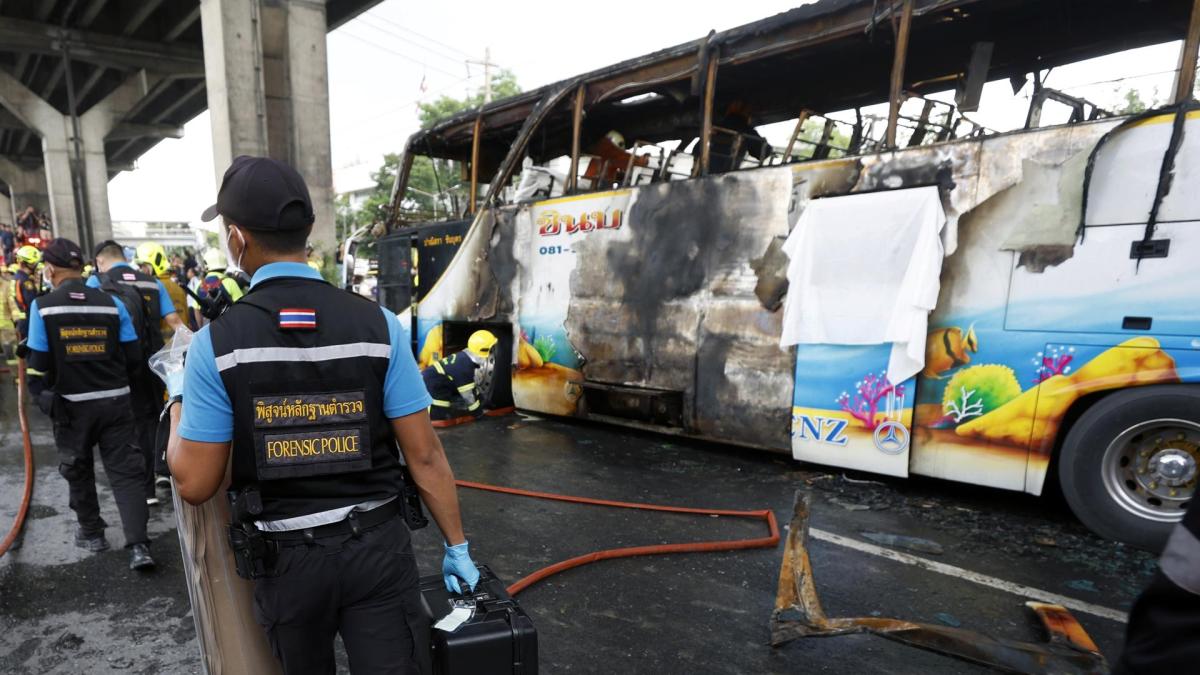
[421, 330, 497, 422]
[1115, 498, 1200, 673]
[22, 238, 154, 570]
[166, 156, 479, 674]
[92, 239, 186, 502]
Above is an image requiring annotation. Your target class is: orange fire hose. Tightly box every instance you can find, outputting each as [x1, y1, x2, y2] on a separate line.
[0, 358, 35, 558]
[455, 480, 780, 596]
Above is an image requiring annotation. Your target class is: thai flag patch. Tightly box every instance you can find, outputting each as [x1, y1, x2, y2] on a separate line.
[69, 291, 86, 301]
[122, 273, 136, 281]
[279, 308, 317, 330]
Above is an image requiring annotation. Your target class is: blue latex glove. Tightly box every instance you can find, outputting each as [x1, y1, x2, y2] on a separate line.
[442, 541, 480, 594]
[165, 370, 185, 399]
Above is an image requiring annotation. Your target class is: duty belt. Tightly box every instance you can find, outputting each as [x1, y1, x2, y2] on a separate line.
[261, 499, 400, 545]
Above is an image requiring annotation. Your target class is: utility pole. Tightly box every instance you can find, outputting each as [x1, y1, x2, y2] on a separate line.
[467, 47, 497, 103]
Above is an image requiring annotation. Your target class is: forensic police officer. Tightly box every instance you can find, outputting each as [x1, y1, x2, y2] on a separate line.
[421, 330, 497, 422]
[166, 155, 480, 674]
[93, 240, 185, 500]
[22, 238, 154, 570]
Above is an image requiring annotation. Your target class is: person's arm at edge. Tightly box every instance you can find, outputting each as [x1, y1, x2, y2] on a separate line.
[112, 295, 142, 375]
[167, 326, 232, 504]
[155, 277, 185, 331]
[392, 411, 465, 545]
[165, 405, 231, 505]
[24, 298, 50, 370]
[380, 306, 466, 545]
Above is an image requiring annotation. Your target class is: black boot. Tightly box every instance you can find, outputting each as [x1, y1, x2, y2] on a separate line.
[129, 543, 155, 571]
[74, 525, 110, 553]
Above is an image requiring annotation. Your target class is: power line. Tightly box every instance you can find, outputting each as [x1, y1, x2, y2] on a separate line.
[363, 10, 474, 59]
[339, 28, 461, 79]
[355, 18, 467, 66]
[341, 72, 482, 128]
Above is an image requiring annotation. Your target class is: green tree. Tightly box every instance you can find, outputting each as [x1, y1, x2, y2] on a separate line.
[792, 117, 854, 159]
[1114, 87, 1159, 115]
[417, 69, 522, 130]
[337, 153, 402, 256]
[338, 70, 523, 246]
[399, 69, 522, 221]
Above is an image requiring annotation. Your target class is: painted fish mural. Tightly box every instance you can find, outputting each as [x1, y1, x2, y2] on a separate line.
[922, 324, 978, 379]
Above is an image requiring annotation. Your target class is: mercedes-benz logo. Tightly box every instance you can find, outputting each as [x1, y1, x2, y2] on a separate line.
[873, 420, 909, 455]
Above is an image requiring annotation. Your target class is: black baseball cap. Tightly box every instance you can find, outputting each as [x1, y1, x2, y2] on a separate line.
[200, 155, 315, 231]
[43, 238, 84, 268]
[92, 238, 125, 259]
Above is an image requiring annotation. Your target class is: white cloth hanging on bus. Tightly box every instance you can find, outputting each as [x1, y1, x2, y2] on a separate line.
[779, 186, 946, 385]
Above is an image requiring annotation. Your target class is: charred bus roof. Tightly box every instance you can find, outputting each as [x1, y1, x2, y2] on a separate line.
[406, 0, 1194, 164]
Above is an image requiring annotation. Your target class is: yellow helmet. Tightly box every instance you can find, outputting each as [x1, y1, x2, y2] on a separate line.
[136, 242, 169, 276]
[467, 330, 499, 357]
[15, 245, 41, 266]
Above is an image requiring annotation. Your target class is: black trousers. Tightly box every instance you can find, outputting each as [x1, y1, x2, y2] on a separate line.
[53, 396, 149, 547]
[1115, 500, 1200, 674]
[132, 374, 168, 493]
[133, 412, 161, 497]
[253, 516, 430, 675]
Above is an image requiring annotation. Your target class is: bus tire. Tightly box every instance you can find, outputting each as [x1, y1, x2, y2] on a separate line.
[1058, 385, 1200, 552]
[476, 329, 513, 409]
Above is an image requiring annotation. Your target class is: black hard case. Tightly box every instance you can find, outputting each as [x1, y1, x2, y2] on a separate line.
[419, 564, 538, 675]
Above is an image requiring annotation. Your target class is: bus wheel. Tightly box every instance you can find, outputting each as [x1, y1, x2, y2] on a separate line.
[1059, 385, 1200, 552]
[474, 329, 513, 409]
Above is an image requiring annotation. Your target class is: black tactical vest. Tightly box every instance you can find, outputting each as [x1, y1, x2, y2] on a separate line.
[101, 265, 162, 320]
[209, 276, 401, 520]
[37, 279, 130, 402]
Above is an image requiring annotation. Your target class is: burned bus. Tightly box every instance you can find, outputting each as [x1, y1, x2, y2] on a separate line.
[379, 0, 1200, 551]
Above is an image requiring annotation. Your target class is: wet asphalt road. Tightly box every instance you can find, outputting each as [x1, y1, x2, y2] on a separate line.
[0, 382, 1155, 674]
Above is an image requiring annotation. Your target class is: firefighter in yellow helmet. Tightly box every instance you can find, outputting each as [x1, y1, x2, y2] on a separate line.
[136, 242, 187, 342]
[11, 245, 44, 339]
[420, 329, 499, 424]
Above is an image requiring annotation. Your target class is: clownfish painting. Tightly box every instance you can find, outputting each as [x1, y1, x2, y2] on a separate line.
[923, 324, 979, 379]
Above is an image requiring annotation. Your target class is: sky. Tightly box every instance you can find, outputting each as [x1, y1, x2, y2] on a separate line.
[105, 0, 1185, 224]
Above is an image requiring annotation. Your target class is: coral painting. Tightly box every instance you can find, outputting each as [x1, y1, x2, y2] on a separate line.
[940, 365, 1022, 426]
[1032, 345, 1074, 384]
[837, 371, 907, 430]
[958, 337, 1179, 447]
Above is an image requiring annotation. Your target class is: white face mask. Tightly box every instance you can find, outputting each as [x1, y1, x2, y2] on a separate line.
[224, 225, 246, 273]
[42, 264, 54, 289]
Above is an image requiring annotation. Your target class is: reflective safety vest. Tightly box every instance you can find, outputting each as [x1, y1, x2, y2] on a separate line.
[37, 279, 130, 402]
[209, 276, 402, 521]
[0, 279, 15, 330]
[423, 352, 480, 411]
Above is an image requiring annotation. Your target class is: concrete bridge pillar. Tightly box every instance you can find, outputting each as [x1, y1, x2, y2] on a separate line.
[0, 156, 52, 222]
[200, 0, 335, 257]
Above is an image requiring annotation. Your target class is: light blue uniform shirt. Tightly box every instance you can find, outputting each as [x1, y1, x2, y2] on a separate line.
[87, 261, 177, 319]
[26, 289, 139, 352]
[178, 262, 431, 443]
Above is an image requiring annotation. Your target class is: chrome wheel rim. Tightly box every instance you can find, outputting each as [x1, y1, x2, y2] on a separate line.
[1101, 418, 1199, 523]
[475, 349, 496, 399]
